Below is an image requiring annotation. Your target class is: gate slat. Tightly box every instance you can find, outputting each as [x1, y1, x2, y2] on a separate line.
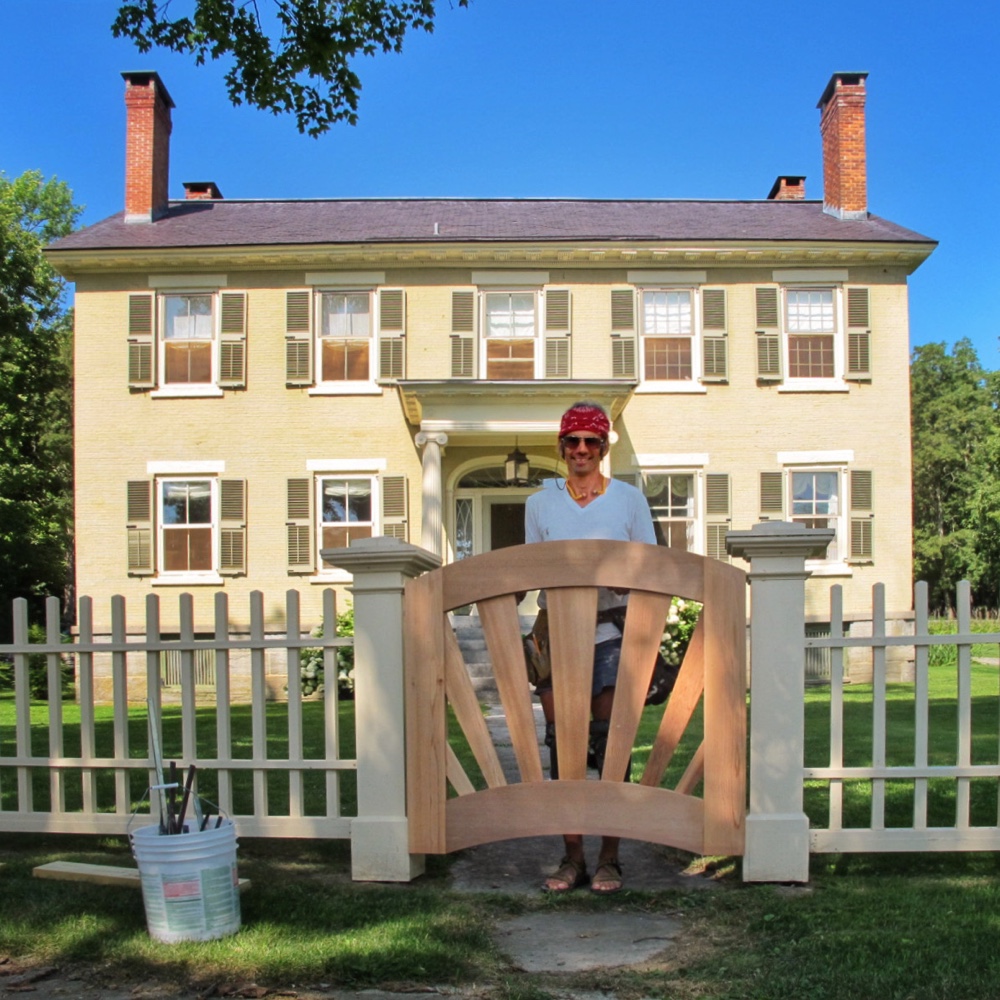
[444, 626, 506, 788]
[547, 588, 599, 782]
[478, 594, 542, 784]
[605, 590, 674, 783]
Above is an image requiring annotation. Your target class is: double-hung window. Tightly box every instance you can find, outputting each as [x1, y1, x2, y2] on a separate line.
[319, 292, 372, 382]
[790, 469, 842, 561]
[284, 277, 405, 391]
[483, 291, 537, 379]
[160, 478, 214, 573]
[286, 468, 409, 576]
[126, 469, 247, 580]
[127, 286, 247, 396]
[786, 289, 836, 379]
[645, 473, 697, 549]
[641, 289, 695, 382]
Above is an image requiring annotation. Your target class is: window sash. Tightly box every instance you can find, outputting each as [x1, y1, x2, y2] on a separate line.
[643, 472, 697, 552]
[790, 469, 842, 561]
[321, 292, 371, 339]
[319, 476, 375, 567]
[640, 289, 696, 381]
[485, 292, 536, 339]
[642, 290, 692, 336]
[158, 479, 216, 574]
[786, 289, 835, 333]
[162, 294, 215, 385]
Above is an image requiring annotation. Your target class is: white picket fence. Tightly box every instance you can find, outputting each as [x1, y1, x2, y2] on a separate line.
[0, 589, 355, 839]
[805, 579, 1000, 853]
[3, 527, 1000, 883]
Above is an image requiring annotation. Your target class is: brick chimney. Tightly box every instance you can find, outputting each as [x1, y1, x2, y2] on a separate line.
[183, 181, 224, 200]
[767, 175, 806, 201]
[817, 72, 868, 220]
[123, 71, 174, 223]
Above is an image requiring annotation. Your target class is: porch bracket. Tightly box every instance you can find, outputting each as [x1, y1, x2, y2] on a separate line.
[727, 521, 834, 883]
[324, 537, 441, 881]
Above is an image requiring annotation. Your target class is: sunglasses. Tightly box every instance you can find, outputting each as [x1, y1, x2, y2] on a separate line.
[561, 435, 605, 450]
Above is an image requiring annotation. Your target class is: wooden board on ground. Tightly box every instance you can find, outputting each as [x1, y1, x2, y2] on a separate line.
[32, 861, 251, 891]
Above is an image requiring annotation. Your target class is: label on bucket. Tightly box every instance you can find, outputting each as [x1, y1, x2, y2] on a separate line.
[140, 863, 240, 941]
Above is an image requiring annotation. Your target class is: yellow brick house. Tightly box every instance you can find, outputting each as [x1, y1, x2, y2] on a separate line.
[46, 71, 935, 695]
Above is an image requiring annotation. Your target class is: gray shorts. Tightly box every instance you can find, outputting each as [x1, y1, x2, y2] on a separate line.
[535, 636, 622, 697]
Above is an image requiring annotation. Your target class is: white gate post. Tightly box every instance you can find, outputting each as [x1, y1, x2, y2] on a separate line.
[726, 522, 834, 883]
[324, 537, 441, 882]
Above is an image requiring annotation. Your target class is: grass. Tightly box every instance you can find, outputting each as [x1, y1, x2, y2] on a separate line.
[3, 650, 1000, 998]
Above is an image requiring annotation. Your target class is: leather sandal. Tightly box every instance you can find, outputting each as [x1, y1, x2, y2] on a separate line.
[542, 856, 589, 893]
[590, 858, 623, 895]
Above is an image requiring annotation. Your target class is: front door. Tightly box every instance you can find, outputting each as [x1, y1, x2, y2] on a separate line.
[489, 502, 526, 550]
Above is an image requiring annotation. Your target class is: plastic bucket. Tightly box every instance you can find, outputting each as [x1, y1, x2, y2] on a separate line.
[130, 820, 241, 943]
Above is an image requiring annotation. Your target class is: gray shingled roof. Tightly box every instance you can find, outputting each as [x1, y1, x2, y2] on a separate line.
[47, 198, 934, 252]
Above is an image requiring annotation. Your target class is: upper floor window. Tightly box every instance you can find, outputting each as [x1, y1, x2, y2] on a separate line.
[641, 290, 694, 381]
[610, 283, 726, 388]
[163, 294, 214, 384]
[786, 289, 835, 379]
[128, 289, 246, 397]
[319, 292, 372, 382]
[285, 285, 405, 392]
[755, 283, 871, 387]
[483, 291, 537, 379]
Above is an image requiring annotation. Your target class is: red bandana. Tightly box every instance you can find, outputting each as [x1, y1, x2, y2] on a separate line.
[559, 404, 610, 440]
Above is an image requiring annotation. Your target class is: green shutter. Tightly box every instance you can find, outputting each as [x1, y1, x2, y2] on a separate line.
[286, 477, 314, 572]
[451, 290, 475, 378]
[544, 289, 571, 378]
[285, 290, 313, 385]
[378, 289, 406, 379]
[701, 288, 728, 382]
[219, 478, 247, 574]
[706, 473, 731, 563]
[755, 287, 782, 381]
[755, 287, 779, 328]
[848, 469, 874, 561]
[759, 471, 784, 517]
[845, 287, 871, 380]
[218, 292, 247, 388]
[128, 293, 156, 389]
[381, 475, 408, 540]
[706, 523, 730, 563]
[610, 288, 637, 379]
[126, 479, 155, 574]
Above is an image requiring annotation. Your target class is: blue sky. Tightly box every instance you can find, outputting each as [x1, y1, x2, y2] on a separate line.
[2, 0, 996, 362]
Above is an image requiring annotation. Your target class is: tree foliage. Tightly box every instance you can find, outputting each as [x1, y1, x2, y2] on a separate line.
[112, 0, 469, 137]
[911, 339, 1000, 610]
[0, 171, 81, 635]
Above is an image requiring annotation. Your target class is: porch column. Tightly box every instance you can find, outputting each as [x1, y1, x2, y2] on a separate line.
[414, 431, 448, 558]
[323, 536, 441, 882]
[726, 521, 834, 883]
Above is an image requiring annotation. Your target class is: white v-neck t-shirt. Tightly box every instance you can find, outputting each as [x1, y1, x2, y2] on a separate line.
[525, 477, 656, 641]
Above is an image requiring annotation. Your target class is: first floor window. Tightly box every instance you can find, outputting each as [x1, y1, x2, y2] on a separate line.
[642, 289, 693, 380]
[791, 469, 841, 561]
[160, 479, 213, 572]
[320, 292, 371, 381]
[484, 291, 536, 379]
[643, 473, 696, 550]
[319, 477, 373, 565]
[786, 288, 835, 379]
[163, 294, 213, 384]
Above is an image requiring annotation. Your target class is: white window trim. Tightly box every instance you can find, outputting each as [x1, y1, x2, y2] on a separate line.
[155, 475, 223, 583]
[312, 472, 382, 583]
[784, 464, 851, 574]
[155, 289, 221, 394]
[779, 284, 848, 390]
[313, 287, 380, 392]
[637, 286, 704, 389]
[639, 468, 704, 556]
[478, 288, 542, 380]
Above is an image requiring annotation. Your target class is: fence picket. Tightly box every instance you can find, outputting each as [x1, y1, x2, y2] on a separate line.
[322, 588, 342, 817]
[77, 597, 97, 814]
[214, 592, 234, 817]
[828, 585, 844, 832]
[110, 596, 130, 816]
[870, 584, 887, 831]
[249, 591, 269, 821]
[13, 599, 32, 814]
[286, 590, 304, 818]
[45, 597, 65, 813]
[913, 581, 930, 831]
[956, 580, 972, 828]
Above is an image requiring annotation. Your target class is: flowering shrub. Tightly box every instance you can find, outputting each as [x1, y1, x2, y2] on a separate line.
[298, 604, 355, 699]
[660, 598, 702, 669]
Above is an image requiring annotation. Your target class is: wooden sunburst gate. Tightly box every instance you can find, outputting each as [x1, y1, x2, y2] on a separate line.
[405, 539, 747, 857]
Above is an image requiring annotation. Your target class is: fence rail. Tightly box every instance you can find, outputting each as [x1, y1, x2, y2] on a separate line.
[0, 590, 355, 839]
